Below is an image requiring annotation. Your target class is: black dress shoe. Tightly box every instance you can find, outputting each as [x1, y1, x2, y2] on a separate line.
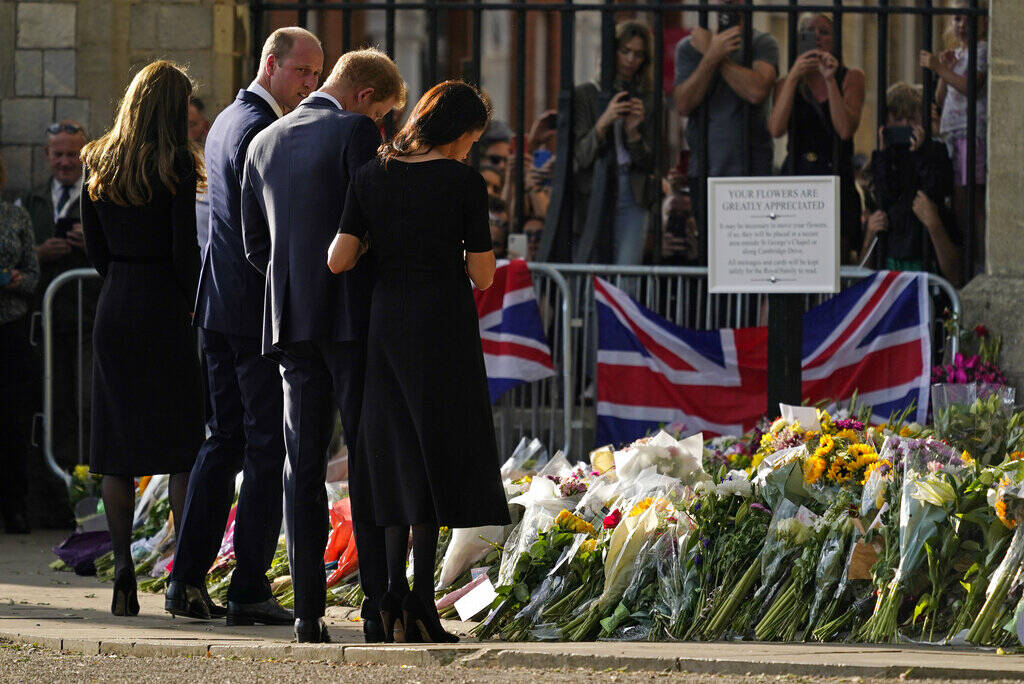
[4, 513, 30, 534]
[112, 568, 140, 617]
[199, 583, 227, 618]
[295, 617, 331, 643]
[226, 596, 294, 626]
[165, 580, 211, 620]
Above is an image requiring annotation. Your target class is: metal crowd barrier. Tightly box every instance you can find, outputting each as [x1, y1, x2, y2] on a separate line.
[38, 264, 960, 478]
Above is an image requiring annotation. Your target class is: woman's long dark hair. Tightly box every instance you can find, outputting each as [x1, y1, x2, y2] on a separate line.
[380, 80, 492, 161]
[615, 21, 654, 96]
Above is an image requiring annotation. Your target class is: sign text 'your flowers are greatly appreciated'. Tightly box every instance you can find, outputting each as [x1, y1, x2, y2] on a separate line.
[708, 176, 840, 294]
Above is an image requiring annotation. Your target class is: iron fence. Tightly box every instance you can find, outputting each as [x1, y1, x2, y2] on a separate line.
[38, 263, 958, 478]
[250, 0, 987, 284]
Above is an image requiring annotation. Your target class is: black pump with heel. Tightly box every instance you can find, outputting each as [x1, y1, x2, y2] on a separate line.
[378, 591, 406, 642]
[111, 568, 140, 617]
[401, 592, 458, 643]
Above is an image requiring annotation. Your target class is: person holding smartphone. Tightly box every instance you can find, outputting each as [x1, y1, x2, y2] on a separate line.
[573, 20, 658, 264]
[673, 0, 780, 262]
[768, 13, 866, 264]
[861, 83, 961, 286]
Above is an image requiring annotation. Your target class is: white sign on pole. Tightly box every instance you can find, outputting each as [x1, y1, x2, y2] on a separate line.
[708, 176, 840, 294]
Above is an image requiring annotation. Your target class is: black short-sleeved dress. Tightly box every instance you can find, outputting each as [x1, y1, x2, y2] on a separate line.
[80, 160, 204, 476]
[339, 157, 511, 529]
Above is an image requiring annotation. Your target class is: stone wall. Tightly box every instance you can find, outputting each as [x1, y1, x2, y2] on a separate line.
[0, 0, 246, 195]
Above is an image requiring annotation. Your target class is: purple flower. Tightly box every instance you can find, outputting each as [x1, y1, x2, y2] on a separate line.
[694, 554, 703, 566]
[751, 503, 771, 515]
[834, 418, 865, 431]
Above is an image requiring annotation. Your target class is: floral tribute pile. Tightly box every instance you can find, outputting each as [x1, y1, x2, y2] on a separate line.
[62, 380, 1024, 647]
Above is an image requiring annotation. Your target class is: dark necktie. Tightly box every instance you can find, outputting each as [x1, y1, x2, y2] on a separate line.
[56, 184, 72, 214]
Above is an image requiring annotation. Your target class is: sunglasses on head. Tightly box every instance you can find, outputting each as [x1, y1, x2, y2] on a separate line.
[47, 123, 84, 135]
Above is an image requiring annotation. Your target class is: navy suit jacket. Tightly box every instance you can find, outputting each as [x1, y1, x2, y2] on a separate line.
[193, 89, 278, 339]
[241, 96, 380, 356]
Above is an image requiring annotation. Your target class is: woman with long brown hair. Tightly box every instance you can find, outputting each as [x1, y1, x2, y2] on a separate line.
[80, 60, 205, 616]
[573, 20, 658, 264]
[327, 80, 510, 643]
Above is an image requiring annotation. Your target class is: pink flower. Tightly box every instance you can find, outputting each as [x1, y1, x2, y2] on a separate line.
[603, 509, 622, 530]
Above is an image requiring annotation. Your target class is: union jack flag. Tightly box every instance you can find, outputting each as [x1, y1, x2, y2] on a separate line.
[595, 271, 932, 446]
[475, 259, 555, 402]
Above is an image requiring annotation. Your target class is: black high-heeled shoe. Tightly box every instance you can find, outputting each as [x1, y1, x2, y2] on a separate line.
[378, 591, 406, 643]
[111, 568, 140, 617]
[401, 592, 459, 643]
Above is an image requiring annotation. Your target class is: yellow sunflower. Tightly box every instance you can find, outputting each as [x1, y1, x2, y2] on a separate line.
[803, 456, 827, 485]
[860, 459, 890, 485]
[813, 434, 835, 459]
[834, 429, 858, 442]
[826, 457, 855, 485]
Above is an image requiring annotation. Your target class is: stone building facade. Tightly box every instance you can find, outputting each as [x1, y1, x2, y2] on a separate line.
[0, 0, 247, 194]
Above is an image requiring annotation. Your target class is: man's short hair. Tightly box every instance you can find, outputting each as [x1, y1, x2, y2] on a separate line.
[324, 47, 407, 110]
[260, 27, 321, 70]
[886, 82, 922, 122]
[189, 96, 205, 112]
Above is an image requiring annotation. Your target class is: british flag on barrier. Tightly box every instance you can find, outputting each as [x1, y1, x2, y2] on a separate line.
[474, 259, 556, 402]
[594, 270, 932, 446]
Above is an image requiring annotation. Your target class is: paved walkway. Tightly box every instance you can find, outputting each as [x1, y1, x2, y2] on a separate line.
[3, 531, 1023, 680]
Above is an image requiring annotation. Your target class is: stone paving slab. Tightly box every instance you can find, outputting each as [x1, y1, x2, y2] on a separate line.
[4, 531, 1024, 679]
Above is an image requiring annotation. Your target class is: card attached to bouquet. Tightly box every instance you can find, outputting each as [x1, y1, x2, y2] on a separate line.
[455, 576, 498, 621]
[779, 403, 821, 432]
[848, 539, 881, 580]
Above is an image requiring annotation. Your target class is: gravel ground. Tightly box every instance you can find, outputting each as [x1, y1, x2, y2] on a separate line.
[1, 639, 1019, 684]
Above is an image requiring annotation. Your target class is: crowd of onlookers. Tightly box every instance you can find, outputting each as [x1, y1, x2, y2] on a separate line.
[0, 1, 989, 533]
[484, 1, 987, 291]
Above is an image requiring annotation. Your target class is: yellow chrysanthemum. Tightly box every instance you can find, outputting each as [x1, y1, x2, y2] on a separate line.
[580, 538, 598, 553]
[826, 457, 855, 484]
[73, 464, 91, 481]
[834, 429, 858, 442]
[803, 456, 827, 485]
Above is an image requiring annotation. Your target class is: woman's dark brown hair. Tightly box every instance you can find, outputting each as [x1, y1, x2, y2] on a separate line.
[380, 80, 491, 162]
[616, 20, 654, 95]
[82, 60, 204, 206]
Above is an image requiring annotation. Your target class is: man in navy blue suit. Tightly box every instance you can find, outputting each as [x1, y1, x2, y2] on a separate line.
[242, 48, 405, 644]
[165, 27, 323, 626]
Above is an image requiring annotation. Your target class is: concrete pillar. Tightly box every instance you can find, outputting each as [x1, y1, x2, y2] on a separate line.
[959, 0, 1024, 390]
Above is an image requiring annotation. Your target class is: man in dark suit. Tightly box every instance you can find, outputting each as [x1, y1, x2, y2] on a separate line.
[17, 120, 92, 530]
[242, 47, 406, 644]
[164, 27, 323, 627]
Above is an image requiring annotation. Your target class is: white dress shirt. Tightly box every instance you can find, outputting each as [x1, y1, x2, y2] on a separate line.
[309, 91, 342, 110]
[51, 174, 84, 221]
[247, 80, 284, 119]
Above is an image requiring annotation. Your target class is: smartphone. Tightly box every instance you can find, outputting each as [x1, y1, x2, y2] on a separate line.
[797, 30, 818, 56]
[718, 9, 741, 32]
[53, 216, 74, 239]
[883, 125, 914, 148]
[532, 149, 553, 187]
[508, 233, 527, 259]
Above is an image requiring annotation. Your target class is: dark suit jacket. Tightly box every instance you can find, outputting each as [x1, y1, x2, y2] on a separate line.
[241, 96, 380, 357]
[193, 89, 278, 339]
[20, 178, 94, 330]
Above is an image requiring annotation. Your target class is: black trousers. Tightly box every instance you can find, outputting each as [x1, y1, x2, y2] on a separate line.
[278, 340, 385, 620]
[0, 316, 33, 523]
[170, 329, 285, 603]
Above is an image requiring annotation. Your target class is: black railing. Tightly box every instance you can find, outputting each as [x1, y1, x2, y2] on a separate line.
[250, 1, 988, 284]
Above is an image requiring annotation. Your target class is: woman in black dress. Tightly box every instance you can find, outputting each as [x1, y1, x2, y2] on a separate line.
[328, 81, 510, 643]
[80, 60, 205, 616]
[768, 12, 866, 263]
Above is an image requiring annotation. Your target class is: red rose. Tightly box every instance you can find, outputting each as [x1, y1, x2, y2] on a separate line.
[603, 509, 622, 530]
[975, 324, 989, 338]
